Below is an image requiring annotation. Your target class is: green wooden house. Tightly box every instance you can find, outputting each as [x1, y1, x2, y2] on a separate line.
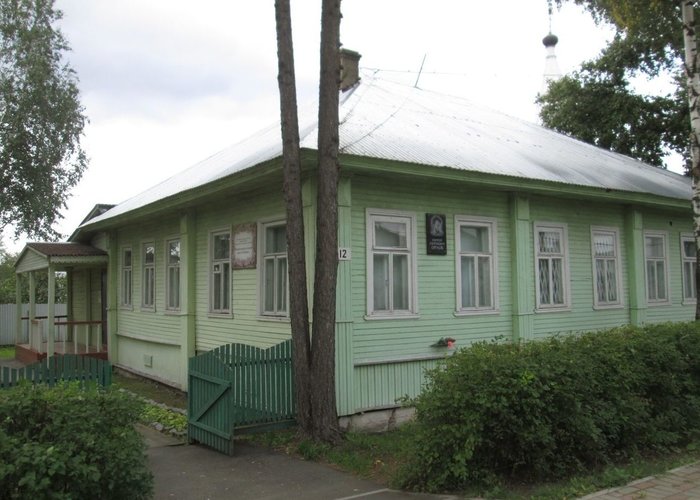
[16, 52, 694, 426]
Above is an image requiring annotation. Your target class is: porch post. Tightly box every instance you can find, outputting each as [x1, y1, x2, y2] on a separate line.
[47, 264, 55, 357]
[179, 210, 196, 390]
[15, 273, 22, 344]
[28, 271, 36, 322]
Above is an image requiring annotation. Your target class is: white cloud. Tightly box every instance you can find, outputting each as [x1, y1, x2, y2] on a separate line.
[2, 1, 641, 252]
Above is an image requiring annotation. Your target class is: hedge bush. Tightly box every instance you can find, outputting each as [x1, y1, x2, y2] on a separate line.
[401, 322, 700, 492]
[0, 382, 153, 499]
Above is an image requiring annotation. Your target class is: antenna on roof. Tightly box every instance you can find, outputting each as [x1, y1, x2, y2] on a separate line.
[414, 54, 427, 88]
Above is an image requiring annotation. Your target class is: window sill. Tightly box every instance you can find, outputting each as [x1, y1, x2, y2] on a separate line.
[140, 307, 156, 313]
[682, 300, 697, 306]
[257, 315, 290, 323]
[647, 301, 672, 307]
[363, 313, 420, 321]
[164, 309, 182, 316]
[454, 309, 500, 317]
[119, 306, 133, 311]
[592, 303, 624, 311]
[207, 312, 233, 319]
[534, 306, 571, 314]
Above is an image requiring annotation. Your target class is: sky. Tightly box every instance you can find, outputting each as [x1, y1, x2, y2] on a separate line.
[4, 0, 634, 252]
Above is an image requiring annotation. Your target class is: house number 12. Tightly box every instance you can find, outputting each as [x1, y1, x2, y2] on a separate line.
[338, 248, 351, 260]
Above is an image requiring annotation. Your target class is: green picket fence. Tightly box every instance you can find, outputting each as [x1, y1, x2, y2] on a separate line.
[0, 355, 112, 389]
[188, 339, 295, 455]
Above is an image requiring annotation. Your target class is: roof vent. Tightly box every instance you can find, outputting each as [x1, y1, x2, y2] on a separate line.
[340, 48, 361, 91]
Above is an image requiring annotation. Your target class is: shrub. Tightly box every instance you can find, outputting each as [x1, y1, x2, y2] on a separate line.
[401, 322, 700, 492]
[0, 382, 153, 499]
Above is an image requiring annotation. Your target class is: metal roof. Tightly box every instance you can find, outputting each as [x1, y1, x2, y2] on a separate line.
[84, 71, 691, 228]
[25, 242, 107, 257]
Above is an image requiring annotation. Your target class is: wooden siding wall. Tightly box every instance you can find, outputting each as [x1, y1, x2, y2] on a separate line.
[346, 175, 695, 413]
[101, 169, 694, 414]
[71, 270, 87, 321]
[194, 190, 291, 352]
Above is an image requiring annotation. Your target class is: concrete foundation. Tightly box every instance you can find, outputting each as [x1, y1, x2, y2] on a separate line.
[338, 406, 415, 433]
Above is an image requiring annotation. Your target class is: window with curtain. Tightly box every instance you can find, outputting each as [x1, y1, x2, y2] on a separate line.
[682, 235, 697, 303]
[166, 239, 181, 311]
[644, 232, 669, 304]
[121, 247, 132, 308]
[210, 231, 231, 314]
[261, 222, 288, 316]
[456, 217, 497, 313]
[142, 242, 155, 309]
[591, 228, 621, 308]
[367, 211, 416, 317]
[535, 223, 569, 310]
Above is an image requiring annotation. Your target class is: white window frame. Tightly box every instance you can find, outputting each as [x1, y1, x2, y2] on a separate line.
[209, 229, 232, 316]
[141, 241, 156, 311]
[590, 226, 623, 309]
[365, 209, 418, 319]
[681, 233, 696, 304]
[454, 216, 498, 315]
[534, 222, 571, 312]
[644, 230, 670, 306]
[258, 219, 289, 318]
[165, 238, 181, 312]
[120, 246, 133, 309]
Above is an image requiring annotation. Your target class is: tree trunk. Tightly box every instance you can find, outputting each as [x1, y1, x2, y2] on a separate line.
[681, 1, 700, 320]
[274, 0, 312, 434]
[310, 0, 342, 443]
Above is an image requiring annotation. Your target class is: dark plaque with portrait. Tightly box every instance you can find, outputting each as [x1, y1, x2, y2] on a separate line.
[426, 213, 447, 255]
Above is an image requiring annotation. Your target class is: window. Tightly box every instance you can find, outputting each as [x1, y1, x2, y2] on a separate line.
[455, 217, 497, 313]
[535, 223, 570, 310]
[210, 231, 231, 314]
[142, 242, 155, 309]
[121, 247, 132, 308]
[591, 227, 622, 308]
[261, 222, 288, 316]
[681, 235, 696, 303]
[644, 232, 669, 304]
[366, 210, 417, 317]
[166, 239, 181, 310]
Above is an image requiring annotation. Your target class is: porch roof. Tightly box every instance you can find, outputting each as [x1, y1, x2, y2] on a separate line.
[15, 243, 108, 273]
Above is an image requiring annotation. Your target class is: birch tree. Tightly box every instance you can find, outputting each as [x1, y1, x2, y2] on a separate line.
[274, 0, 342, 443]
[0, 0, 87, 240]
[681, 1, 700, 319]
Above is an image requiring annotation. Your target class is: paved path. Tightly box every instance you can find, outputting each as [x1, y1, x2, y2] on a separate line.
[141, 425, 457, 500]
[581, 462, 700, 499]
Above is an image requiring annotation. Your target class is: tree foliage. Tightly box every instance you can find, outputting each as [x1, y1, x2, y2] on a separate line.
[0, 0, 87, 240]
[539, 1, 691, 168]
[0, 244, 66, 304]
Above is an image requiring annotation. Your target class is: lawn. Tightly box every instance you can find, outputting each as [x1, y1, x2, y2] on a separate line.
[0, 345, 15, 359]
[245, 425, 700, 499]
[113, 371, 187, 409]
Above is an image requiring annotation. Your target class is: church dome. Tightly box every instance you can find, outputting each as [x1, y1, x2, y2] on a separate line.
[542, 33, 559, 47]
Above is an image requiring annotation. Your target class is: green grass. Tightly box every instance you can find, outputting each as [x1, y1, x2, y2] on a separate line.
[113, 372, 186, 409]
[0, 345, 15, 359]
[244, 425, 700, 498]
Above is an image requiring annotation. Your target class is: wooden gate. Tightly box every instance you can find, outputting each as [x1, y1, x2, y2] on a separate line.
[187, 340, 295, 455]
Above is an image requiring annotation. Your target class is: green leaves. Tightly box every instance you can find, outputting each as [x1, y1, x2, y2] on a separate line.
[0, 0, 87, 240]
[0, 382, 153, 499]
[541, 0, 689, 169]
[401, 322, 700, 492]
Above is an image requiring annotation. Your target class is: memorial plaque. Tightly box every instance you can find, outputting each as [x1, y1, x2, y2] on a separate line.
[426, 213, 447, 255]
[233, 223, 257, 269]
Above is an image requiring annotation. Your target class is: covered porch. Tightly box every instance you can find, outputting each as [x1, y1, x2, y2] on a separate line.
[14, 243, 109, 363]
